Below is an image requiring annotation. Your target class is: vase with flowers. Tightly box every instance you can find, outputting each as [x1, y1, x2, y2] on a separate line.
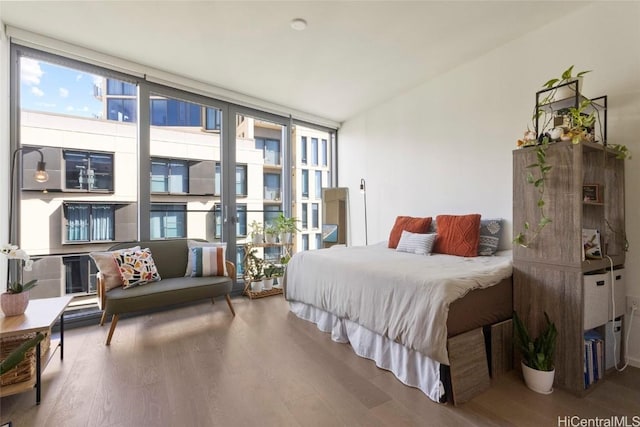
[1, 244, 37, 316]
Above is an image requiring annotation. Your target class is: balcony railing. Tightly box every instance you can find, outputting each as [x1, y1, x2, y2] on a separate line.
[264, 187, 281, 201]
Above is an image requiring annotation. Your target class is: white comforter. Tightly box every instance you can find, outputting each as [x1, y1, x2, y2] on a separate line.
[284, 243, 513, 365]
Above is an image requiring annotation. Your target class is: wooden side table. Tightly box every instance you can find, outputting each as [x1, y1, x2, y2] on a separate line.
[0, 296, 72, 404]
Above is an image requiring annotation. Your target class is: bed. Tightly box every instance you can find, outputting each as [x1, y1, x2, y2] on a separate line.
[283, 242, 513, 403]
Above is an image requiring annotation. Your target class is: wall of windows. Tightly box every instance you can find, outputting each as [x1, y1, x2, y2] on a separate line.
[12, 44, 336, 301]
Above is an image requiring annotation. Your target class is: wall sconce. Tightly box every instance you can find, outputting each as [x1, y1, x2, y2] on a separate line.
[360, 178, 368, 245]
[9, 147, 49, 242]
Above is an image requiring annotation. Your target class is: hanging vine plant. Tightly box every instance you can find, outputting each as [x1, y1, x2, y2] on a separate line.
[513, 137, 552, 248]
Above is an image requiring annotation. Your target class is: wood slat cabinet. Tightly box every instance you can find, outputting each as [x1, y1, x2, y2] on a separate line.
[513, 140, 625, 395]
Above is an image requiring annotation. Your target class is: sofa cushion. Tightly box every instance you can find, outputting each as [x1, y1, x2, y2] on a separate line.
[105, 276, 232, 314]
[90, 246, 140, 291]
[113, 248, 161, 289]
[191, 246, 228, 277]
[185, 240, 226, 276]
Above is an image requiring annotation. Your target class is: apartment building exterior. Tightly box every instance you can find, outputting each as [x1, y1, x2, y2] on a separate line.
[18, 76, 332, 301]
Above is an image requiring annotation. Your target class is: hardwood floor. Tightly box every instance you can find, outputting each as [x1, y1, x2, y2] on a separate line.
[2, 296, 639, 426]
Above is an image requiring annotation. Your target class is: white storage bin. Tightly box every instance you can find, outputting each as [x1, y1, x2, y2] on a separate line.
[610, 269, 626, 320]
[584, 272, 609, 330]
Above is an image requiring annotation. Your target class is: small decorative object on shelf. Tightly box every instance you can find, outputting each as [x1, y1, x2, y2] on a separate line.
[249, 220, 264, 244]
[1, 244, 37, 317]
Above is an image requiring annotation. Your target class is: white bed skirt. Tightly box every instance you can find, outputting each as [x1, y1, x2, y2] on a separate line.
[289, 301, 446, 402]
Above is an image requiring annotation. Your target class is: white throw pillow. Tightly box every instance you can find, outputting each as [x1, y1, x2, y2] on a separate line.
[396, 231, 437, 255]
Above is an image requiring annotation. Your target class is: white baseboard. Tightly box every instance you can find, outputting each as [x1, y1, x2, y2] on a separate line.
[626, 355, 640, 368]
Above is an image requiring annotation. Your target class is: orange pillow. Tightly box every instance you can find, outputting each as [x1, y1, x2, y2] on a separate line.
[433, 214, 481, 257]
[388, 216, 432, 248]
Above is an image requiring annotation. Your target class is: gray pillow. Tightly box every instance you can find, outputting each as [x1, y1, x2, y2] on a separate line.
[396, 231, 437, 255]
[478, 219, 503, 256]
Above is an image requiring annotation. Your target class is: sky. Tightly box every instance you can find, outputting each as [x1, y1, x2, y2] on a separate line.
[20, 57, 104, 119]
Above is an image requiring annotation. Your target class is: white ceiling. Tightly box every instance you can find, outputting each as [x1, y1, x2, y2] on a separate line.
[0, 1, 587, 124]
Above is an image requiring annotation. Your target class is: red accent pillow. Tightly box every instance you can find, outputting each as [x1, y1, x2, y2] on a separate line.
[388, 216, 432, 248]
[433, 214, 481, 257]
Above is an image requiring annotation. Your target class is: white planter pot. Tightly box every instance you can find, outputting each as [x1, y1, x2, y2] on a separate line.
[263, 278, 274, 290]
[279, 232, 292, 244]
[552, 77, 582, 101]
[252, 233, 264, 244]
[265, 234, 278, 244]
[521, 361, 554, 394]
[250, 280, 263, 292]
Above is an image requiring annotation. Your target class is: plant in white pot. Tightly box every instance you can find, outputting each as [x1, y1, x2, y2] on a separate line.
[246, 249, 264, 292]
[249, 220, 264, 244]
[264, 224, 278, 244]
[1, 244, 38, 317]
[513, 310, 558, 394]
[274, 213, 299, 244]
[263, 263, 277, 290]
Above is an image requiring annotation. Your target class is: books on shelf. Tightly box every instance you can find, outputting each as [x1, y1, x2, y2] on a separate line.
[584, 330, 604, 389]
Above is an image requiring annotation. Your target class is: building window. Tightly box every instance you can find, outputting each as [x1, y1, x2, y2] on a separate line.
[264, 173, 281, 201]
[312, 203, 319, 229]
[205, 107, 222, 131]
[256, 137, 280, 166]
[151, 98, 202, 126]
[64, 151, 114, 191]
[301, 169, 309, 198]
[315, 171, 322, 199]
[302, 234, 309, 251]
[65, 203, 115, 242]
[236, 165, 248, 196]
[107, 98, 137, 122]
[106, 79, 136, 96]
[315, 233, 322, 250]
[311, 138, 318, 166]
[301, 203, 308, 229]
[264, 205, 280, 228]
[236, 247, 244, 277]
[63, 255, 98, 295]
[215, 163, 247, 196]
[150, 204, 186, 239]
[151, 158, 189, 193]
[321, 139, 328, 166]
[301, 136, 307, 164]
[236, 204, 247, 237]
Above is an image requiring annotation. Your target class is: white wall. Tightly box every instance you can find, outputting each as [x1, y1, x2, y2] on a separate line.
[339, 2, 640, 366]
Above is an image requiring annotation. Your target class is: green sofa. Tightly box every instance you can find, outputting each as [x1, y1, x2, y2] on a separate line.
[97, 239, 235, 345]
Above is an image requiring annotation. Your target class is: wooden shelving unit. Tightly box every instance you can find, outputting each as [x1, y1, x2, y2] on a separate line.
[241, 242, 292, 299]
[513, 140, 625, 395]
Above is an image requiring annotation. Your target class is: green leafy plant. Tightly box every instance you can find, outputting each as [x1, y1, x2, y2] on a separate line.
[246, 249, 264, 281]
[541, 65, 591, 92]
[513, 137, 552, 248]
[274, 213, 300, 234]
[513, 311, 557, 372]
[263, 263, 278, 279]
[249, 220, 263, 238]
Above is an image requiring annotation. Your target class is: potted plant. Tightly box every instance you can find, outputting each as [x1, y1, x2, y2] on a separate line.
[249, 220, 264, 244]
[274, 213, 300, 244]
[246, 249, 264, 292]
[1, 244, 38, 317]
[263, 263, 277, 290]
[264, 224, 278, 244]
[513, 310, 557, 394]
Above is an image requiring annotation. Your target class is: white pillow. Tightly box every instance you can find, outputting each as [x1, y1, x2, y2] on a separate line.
[185, 240, 227, 276]
[396, 231, 436, 255]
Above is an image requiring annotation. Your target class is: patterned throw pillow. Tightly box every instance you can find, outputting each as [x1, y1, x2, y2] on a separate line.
[191, 246, 228, 277]
[478, 219, 504, 256]
[90, 246, 141, 291]
[396, 231, 437, 255]
[388, 216, 432, 249]
[113, 248, 161, 289]
[433, 214, 481, 257]
[185, 240, 227, 276]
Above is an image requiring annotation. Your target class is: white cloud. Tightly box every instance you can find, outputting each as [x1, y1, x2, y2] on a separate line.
[76, 74, 83, 81]
[35, 102, 56, 108]
[59, 88, 69, 98]
[92, 75, 103, 86]
[21, 58, 44, 86]
[82, 106, 89, 112]
[66, 106, 75, 112]
[31, 87, 44, 97]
